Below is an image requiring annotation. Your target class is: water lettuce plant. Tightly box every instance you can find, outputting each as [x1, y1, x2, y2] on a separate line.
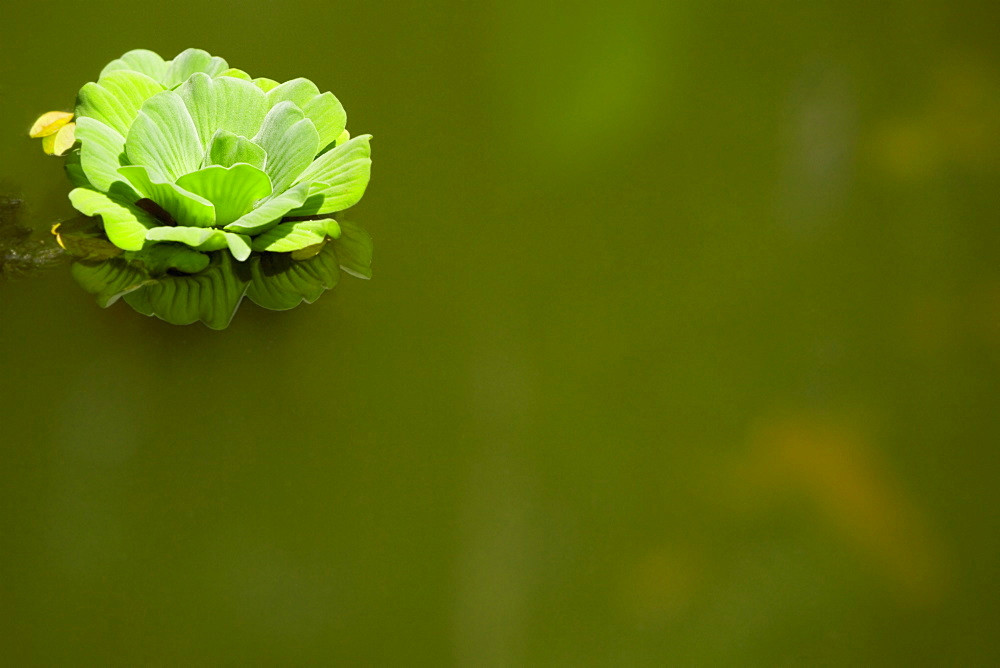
[31, 48, 373, 328]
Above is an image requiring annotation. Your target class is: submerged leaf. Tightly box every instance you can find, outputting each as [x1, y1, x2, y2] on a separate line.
[333, 219, 373, 279]
[71, 258, 153, 307]
[245, 242, 340, 310]
[129, 243, 210, 274]
[123, 251, 250, 329]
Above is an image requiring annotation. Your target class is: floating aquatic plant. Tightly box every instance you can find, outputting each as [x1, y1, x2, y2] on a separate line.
[31, 48, 373, 328]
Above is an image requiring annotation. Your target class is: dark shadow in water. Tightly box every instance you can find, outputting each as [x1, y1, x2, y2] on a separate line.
[0, 192, 68, 279]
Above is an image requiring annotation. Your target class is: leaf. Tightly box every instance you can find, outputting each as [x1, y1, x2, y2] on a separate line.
[41, 133, 58, 155]
[49, 123, 77, 156]
[253, 101, 320, 194]
[303, 92, 347, 151]
[145, 226, 227, 251]
[29, 111, 73, 138]
[64, 150, 90, 188]
[68, 184, 159, 251]
[223, 181, 311, 235]
[245, 242, 340, 311]
[100, 49, 169, 82]
[250, 219, 330, 252]
[128, 243, 211, 274]
[266, 78, 321, 110]
[206, 130, 267, 169]
[71, 258, 153, 307]
[53, 220, 122, 260]
[218, 68, 252, 80]
[333, 219, 373, 279]
[253, 77, 280, 92]
[163, 48, 229, 88]
[119, 165, 216, 228]
[289, 135, 372, 215]
[175, 164, 272, 225]
[75, 117, 127, 192]
[123, 251, 250, 329]
[126, 90, 204, 183]
[75, 70, 165, 136]
[266, 78, 346, 153]
[225, 232, 252, 261]
[178, 73, 269, 151]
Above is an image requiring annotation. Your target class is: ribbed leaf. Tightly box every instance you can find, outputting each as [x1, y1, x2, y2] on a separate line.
[303, 92, 347, 151]
[99, 49, 169, 82]
[126, 91, 204, 182]
[334, 219, 373, 279]
[75, 117, 127, 192]
[163, 48, 228, 88]
[245, 242, 340, 311]
[266, 78, 346, 153]
[123, 251, 250, 329]
[178, 73, 269, 151]
[68, 185, 159, 252]
[71, 258, 153, 307]
[175, 164, 272, 225]
[120, 165, 216, 227]
[289, 135, 372, 215]
[75, 70, 165, 136]
[206, 130, 267, 169]
[266, 78, 320, 110]
[253, 101, 320, 193]
[145, 226, 228, 251]
[223, 181, 311, 235]
[250, 219, 330, 252]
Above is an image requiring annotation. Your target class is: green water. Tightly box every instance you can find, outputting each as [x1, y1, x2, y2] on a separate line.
[1, 1, 998, 665]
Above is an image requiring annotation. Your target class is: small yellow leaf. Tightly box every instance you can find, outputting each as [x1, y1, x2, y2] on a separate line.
[51, 122, 76, 156]
[29, 111, 73, 138]
[335, 129, 350, 146]
[41, 133, 58, 155]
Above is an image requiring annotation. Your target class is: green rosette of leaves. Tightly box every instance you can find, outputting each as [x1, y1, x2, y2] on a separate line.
[46, 48, 373, 329]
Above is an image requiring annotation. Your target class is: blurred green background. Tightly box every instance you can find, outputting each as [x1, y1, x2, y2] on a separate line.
[1, 0, 998, 665]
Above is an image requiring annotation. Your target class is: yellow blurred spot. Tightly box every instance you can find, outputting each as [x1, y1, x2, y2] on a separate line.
[618, 546, 701, 626]
[29, 110, 73, 138]
[744, 413, 952, 605]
